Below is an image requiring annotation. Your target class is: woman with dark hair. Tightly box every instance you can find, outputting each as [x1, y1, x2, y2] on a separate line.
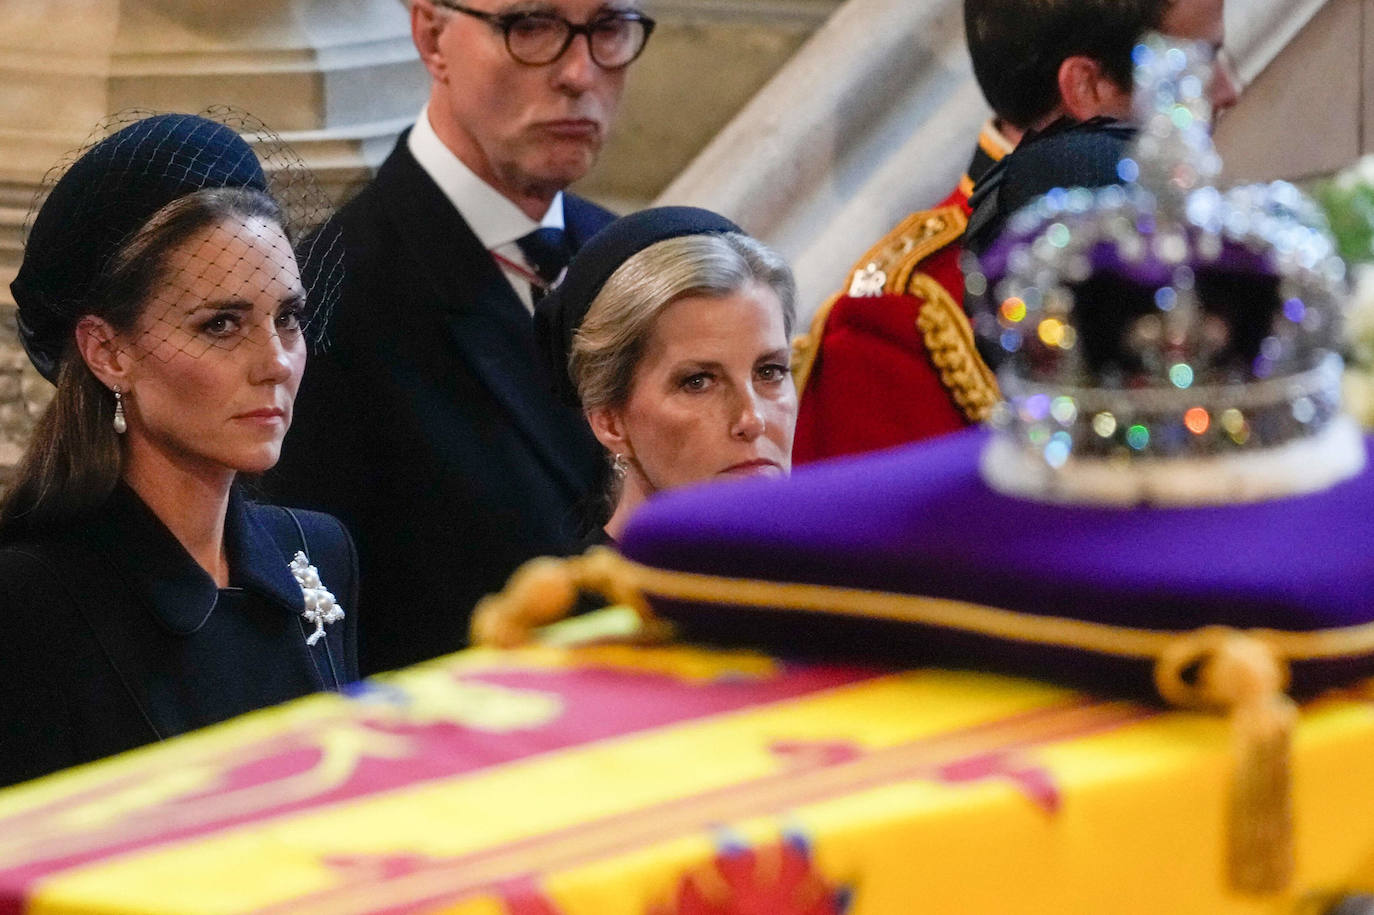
[0, 113, 358, 788]
[535, 207, 799, 545]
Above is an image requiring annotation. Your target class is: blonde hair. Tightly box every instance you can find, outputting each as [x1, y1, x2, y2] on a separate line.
[569, 232, 795, 412]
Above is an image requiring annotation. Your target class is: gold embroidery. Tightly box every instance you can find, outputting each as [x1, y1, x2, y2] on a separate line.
[855, 205, 967, 295]
[795, 205, 970, 397]
[847, 262, 888, 298]
[908, 272, 1000, 423]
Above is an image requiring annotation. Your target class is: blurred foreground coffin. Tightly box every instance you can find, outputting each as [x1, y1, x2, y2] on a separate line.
[3, 642, 1374, 914]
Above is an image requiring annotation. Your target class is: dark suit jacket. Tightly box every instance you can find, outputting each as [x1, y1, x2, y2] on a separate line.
[0, 485, 359, 789]
[271, 134, 611, 675]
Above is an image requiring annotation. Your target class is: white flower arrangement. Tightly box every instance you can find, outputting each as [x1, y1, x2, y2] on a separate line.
[1344, 265, 1374, 426]
[1318, 155, 1374, 428]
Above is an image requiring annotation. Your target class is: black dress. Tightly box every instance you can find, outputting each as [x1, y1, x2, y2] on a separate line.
[0, 484, 359, 788]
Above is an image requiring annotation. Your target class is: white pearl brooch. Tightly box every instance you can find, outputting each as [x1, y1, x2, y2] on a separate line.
[289, 551, 345, 646]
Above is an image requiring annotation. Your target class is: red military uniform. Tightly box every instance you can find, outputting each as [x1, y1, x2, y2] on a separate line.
[792, 122, 1013, 464]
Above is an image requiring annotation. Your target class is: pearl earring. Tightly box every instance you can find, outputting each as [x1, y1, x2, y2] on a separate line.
[112, 387, 126, 434]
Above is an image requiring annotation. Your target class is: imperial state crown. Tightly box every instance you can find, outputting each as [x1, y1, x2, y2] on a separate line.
[967, 34, 1364, 505]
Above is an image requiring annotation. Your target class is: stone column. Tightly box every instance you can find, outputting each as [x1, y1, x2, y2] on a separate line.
[0, 0, 427, 474]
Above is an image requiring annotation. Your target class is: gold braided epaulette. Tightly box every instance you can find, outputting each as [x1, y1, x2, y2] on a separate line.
[910, 273, 1000, 423]
[792, 205, 970, 395]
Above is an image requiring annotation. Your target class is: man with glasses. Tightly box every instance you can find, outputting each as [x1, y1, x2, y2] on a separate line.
[273, 0, 654, 674]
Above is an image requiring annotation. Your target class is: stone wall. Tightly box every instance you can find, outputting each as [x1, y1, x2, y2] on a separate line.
[1215, 0, 1374, 183]
[0, 0, 835, 481]
[576, 0, 839, 209]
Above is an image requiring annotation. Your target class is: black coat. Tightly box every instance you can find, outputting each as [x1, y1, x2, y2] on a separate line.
[271, 134, 611, 675]
[0, 485, 358, 789]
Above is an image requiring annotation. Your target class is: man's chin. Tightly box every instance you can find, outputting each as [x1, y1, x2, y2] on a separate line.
[522, 144, 601, 190]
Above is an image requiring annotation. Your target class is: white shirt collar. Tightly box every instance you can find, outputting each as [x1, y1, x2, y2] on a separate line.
[407, 104, 565, 249]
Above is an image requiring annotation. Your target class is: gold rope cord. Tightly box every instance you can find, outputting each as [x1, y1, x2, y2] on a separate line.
[614, 556, 1374, 662]
[621, 555, 1374, 662]
[477, 549, 1374, 666]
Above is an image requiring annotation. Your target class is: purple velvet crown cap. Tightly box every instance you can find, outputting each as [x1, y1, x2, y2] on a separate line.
[977, 190, 1280, 292]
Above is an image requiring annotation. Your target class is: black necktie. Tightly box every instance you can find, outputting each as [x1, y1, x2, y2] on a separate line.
[515, 227, 573, 301]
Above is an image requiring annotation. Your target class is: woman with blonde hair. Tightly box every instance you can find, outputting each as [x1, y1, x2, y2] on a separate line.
[535, 207, 799, 545]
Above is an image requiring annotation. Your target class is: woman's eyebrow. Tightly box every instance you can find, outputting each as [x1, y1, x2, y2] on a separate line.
[189, 298, 254, 314]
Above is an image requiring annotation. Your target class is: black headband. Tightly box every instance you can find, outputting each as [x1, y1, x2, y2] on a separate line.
[533, 206, 742, 407]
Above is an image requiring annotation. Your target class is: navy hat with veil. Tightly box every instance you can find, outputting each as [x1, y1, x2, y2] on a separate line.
[11, 108, 342, 383]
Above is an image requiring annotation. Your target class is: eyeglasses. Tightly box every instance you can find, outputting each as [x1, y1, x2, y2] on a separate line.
[434, 2, 656, 70]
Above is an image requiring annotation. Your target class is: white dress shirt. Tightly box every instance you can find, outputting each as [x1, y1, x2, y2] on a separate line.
[408, 105, 565, 312]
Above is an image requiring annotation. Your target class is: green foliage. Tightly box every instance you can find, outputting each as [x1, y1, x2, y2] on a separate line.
[1317, 158, 1374, 265]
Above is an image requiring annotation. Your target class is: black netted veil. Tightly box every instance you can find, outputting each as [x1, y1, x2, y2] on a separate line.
[11, 107, 342, 383]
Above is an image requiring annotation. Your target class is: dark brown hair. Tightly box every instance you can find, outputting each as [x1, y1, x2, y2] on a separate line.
[965, 0, 1170, 129]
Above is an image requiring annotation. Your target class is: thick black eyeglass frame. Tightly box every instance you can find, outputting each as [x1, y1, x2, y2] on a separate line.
[432, 1, 657, 70]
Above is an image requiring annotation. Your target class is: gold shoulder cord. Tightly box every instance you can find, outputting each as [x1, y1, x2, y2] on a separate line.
[885, 206, 1000, 423]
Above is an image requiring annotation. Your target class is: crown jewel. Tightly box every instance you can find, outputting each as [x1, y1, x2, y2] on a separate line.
[968, 34, 1364, 505]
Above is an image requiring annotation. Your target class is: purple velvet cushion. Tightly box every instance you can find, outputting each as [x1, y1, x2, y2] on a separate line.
[618, 428, 1374, 696]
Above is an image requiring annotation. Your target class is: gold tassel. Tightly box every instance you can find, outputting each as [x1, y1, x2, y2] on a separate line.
[469, 556, 580, 648]
[469, 548, 656, 648]
[1157, 628, 1296, 895]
